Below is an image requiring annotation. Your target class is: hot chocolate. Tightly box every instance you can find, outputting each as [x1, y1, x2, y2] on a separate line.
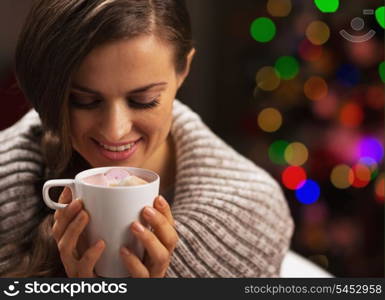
[82, 168, 148, 187]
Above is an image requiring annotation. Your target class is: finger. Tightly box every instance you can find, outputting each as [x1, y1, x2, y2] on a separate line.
[120, 247, 149, 278]
[154, 195, 175, 227]
[54, 187, 73, 221]
[131, 222, 170, 276]
[52, 199, 84, 242]
[142, 206, 178, 252]
[77, 231, 89, 258]
[78, 240, 106, 277]
[57, 210, 89, 261]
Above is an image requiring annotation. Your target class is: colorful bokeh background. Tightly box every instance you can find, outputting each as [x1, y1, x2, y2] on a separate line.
[0, 0, 384, 277]
[202, 0, 384, 277]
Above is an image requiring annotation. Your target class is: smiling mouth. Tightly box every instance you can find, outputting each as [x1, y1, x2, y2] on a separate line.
[92, 138, 141, 152]
[98, 141, 136, 152]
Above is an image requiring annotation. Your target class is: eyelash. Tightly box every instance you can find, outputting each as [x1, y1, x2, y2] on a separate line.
[69, 97, 160, 110]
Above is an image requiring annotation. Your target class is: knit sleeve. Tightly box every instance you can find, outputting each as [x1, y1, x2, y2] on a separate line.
[167, 173, 293, 278]
[166, 101, 294, 277]
[0, 111, 45, 276]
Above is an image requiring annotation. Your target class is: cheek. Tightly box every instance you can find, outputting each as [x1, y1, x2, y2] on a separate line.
[143, 106, 173, 136]
[69, 111, 93, 143]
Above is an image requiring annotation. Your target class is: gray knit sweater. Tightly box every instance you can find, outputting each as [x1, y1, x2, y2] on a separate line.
[0, 100, 294, 277]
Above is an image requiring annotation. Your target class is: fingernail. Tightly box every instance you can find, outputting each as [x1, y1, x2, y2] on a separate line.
[96, 240, 105, 249]
[132, 222, 145, 233]
[71, 199, 81, 210]
[144, 207, 156, 217]
[120, 247, 130, 256]
[157, 195, 167, 208]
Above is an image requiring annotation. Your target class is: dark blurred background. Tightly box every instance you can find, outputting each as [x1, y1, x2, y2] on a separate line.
[1, 0, 384, 277]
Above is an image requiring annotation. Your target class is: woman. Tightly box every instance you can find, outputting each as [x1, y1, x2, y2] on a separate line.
[0, 0, 294, 277]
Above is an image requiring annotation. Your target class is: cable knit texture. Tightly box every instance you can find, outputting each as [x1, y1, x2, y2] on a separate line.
[0, 100, 294, 277]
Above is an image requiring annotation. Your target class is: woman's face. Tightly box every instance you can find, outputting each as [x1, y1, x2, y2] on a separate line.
[69, 35, 191, 168]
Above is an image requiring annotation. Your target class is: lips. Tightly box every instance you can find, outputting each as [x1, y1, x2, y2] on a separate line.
[95, 138, 141, 147]
[92, 138, 142, 161]
[99, 141, 136, 152]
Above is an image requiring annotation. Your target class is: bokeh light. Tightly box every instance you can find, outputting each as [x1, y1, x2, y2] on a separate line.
[339, 102, 364, 128]
[267, 0, 292, 17]
[256, 66, 281, 91]
[268, 140, 289, 165]
[250, 17, 276, 43]
[309, 48, 336, 75]
[347, 39, 380, 68]
[257, 108, 283, 132]
[298, 39, 323, 61]
[314, 0, 339, 13]
[312, 91, 338, 119]
[282, 166, 307, 190]
[304, 76, 328, 101]
[247, 0, 384, 277]
[295, 179, 320, 204]
[284, 142, 309, 166]
[375, 6, 385, 29]
[306, 21, 330, 45]
[358, 137, 384, 163]
[326, 127, 361, 163]
[374, 173, 384, 203]
[358, 157, 378, 180]
[351, 163, 371, 188]
[336, 64, 360, 86]
[275, 56, 300, 79]
[379, 61, 385, 83]
[303, 201, 329, 225]
[330, 164, 354, 189]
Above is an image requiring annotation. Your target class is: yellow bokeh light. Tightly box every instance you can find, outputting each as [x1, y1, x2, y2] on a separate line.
[306, 21, 330, 45]
[330, 164, 354, 189]
[284, 142, 309, 166]
[257, 108, 283, 132]
[267, 0, 292, 17]
[256, 66, 281, 91]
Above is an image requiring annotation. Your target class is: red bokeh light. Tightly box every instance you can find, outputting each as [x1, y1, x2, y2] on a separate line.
[282, 166, 307, 190]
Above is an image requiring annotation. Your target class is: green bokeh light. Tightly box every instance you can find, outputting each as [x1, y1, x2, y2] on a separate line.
[371, 168, 379, 181]
[250, 17, 276, 43]
[314, 0, 339, 13]
[375, 6, 385, 29]
[268, 140, 289, 165]
[379, 61, 385, 83]
[275, 56, 299, 80]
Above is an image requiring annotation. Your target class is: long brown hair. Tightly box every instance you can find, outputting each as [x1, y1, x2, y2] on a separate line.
[7, 0, 193, 277]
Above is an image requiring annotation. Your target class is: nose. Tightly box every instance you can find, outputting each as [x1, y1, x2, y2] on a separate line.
[99, 99, 133, 141]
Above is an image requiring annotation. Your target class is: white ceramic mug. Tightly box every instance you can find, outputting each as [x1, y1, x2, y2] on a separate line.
[42, 166, 160, 278]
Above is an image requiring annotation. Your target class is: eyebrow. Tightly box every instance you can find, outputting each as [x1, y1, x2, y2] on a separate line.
[71, 82, 168, 96]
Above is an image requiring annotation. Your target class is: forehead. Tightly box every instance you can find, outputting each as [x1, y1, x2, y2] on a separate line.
[72, 35, 175, 89]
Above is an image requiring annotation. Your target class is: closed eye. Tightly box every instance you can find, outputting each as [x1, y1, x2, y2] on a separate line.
[69, 94, 160, 110]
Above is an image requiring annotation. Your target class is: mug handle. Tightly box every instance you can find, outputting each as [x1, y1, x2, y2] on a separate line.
[42, 179, 75, 210]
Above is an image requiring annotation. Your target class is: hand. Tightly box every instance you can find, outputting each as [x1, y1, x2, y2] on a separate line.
[120, 195, 178, 277]
[52, 187, 106, 277]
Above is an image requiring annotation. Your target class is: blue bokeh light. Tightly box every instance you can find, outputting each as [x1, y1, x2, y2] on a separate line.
[336, 64, 360, 87]
[295, 179, 320, 205]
